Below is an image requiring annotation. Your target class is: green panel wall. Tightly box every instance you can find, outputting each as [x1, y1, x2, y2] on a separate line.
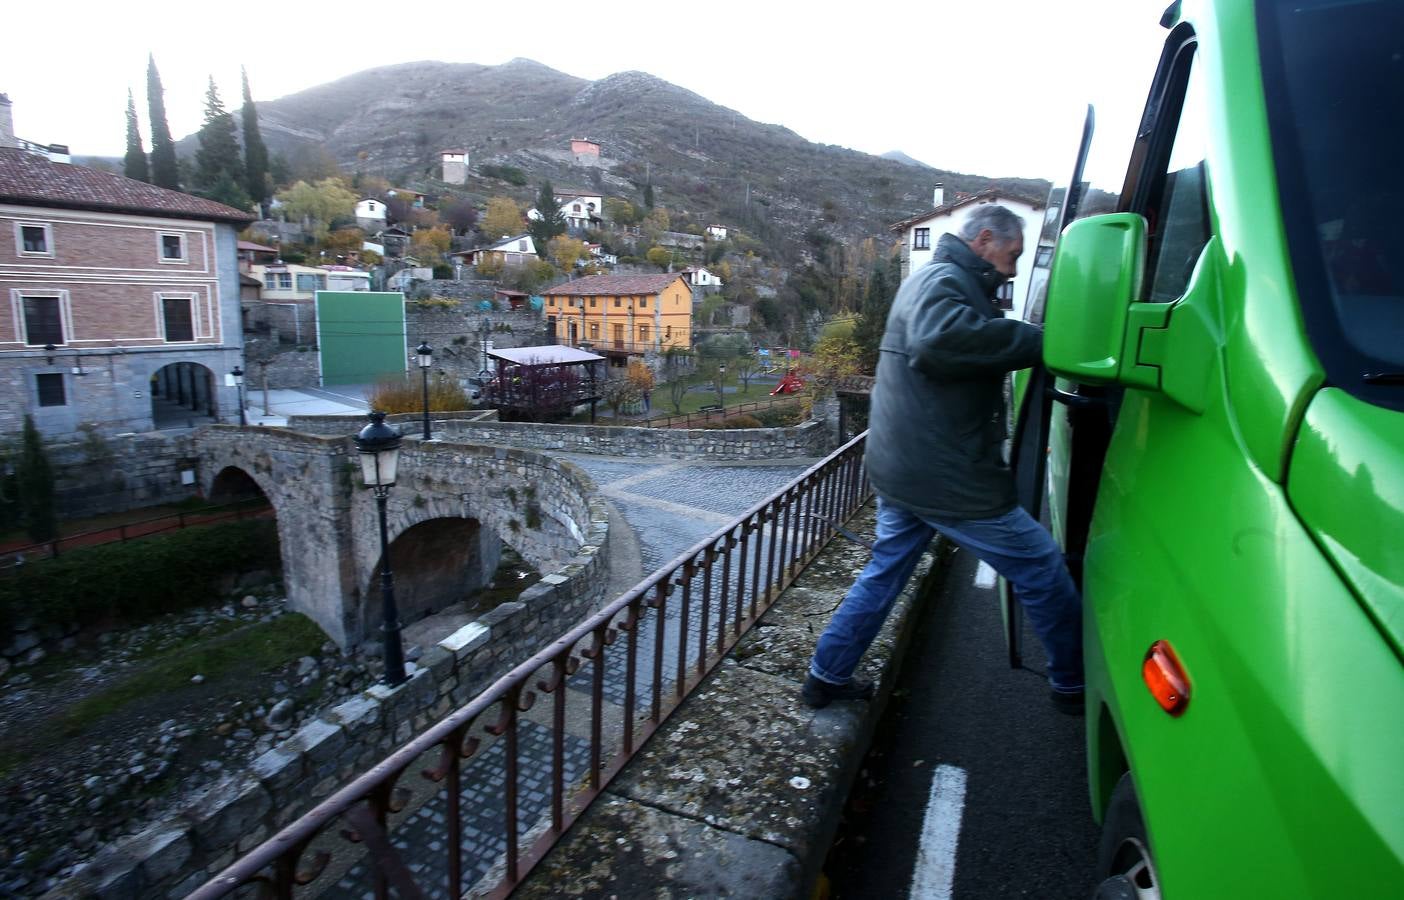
[315, 292, 406, 386]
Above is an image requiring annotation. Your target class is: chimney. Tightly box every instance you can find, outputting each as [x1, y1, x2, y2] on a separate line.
[0, 94, 16, 149]
[933, 183, 945, 208]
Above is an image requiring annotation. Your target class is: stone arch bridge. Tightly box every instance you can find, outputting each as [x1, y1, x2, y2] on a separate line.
[192, 426, 605, 648]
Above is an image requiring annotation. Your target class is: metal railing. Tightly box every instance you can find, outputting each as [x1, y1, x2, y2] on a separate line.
[188, 432, 871, 900]
[642, 396, 803, 428]
[0, 498, 273, 565]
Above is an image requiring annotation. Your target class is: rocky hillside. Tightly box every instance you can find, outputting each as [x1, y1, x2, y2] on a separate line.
[194, 59, 1050, 256]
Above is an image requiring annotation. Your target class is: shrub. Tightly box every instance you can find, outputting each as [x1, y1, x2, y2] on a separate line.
[0, 519, 280, 634]
[17, 415, 56, 542]
[753, 404, 806, 427]
[366, 373, 473, 414]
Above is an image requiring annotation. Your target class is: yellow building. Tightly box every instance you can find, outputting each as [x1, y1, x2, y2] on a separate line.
[542, 273, 693, 362]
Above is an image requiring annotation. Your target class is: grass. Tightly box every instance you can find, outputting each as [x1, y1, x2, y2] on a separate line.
[51, 613, 326, 739]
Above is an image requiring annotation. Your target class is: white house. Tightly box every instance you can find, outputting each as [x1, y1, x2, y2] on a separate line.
[441, 149, 468, 185]
[706, 224, 728, 241]
[679, 266, 723, 289]
[527, 192, 604, 230]
[355, 198, 387, 231]
[889, 186, 1045, 319]
[586, 243, 618, 266]
[323, 266, 371, 291]
[454, 234, 538, 268]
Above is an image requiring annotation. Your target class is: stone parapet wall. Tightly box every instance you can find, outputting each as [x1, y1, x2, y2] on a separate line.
[47, 468, 611, 900]
[285, 409, 497, 436]
[434, 418, 831, 460]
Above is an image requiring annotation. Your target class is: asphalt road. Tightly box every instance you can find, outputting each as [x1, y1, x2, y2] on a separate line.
[825, 548, 1101, 900]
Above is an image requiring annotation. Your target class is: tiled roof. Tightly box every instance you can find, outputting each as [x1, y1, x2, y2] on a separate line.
[0, 149, 255, 224]
[541, 274, 685, 297]
[238, 240, 277, 252]
[888, 189, 1046, 233]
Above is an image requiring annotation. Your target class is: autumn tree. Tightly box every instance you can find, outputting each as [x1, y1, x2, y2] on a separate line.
[604, 197, 640, 226]
[482, 197, 524, 239]
[146, 54, 180, 190]
[601, 376, 641, 416]
[193, 77, 251, 210]
[409, 225, 453, 266]
[440, 196, 479, 234]
[122, 89, 149, 182]
[547, 236, 588, 272]
[645, 246, 672, 270]
[319, 227, 366, 263]
[275, 178, 357, 234]
[240, 67, 270, 213]
[528, 180, 566, 251]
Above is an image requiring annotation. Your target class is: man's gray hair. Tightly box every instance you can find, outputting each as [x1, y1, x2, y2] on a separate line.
[957, 204, 1025, 244]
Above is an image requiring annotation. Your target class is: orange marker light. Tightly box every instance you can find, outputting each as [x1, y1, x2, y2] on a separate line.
[1142, 639, 1190, 716]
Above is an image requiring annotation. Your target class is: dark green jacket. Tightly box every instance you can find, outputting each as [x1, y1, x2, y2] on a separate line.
[866, 233, 1042, 519]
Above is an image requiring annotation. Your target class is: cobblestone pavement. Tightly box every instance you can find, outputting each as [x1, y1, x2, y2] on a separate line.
[326, 454, 820, 898]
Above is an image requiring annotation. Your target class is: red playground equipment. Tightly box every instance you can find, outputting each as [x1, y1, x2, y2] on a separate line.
[770, 368, 805, 395]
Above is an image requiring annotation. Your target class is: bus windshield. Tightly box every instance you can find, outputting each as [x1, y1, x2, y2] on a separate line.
[1259, 0, 1404, 407]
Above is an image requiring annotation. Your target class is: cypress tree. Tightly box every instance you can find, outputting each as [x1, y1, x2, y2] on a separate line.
[194, 77, 251, 210]
[643, 182, 655, 209]
[240, 66, 270, 213]
[17, 415, 57, 543]
[123, 89, 149, 183]
[147, 54, 181, 190]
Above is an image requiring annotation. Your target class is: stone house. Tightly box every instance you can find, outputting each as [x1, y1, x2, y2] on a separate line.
[0, 146, 254, 438]
[889, 185, 1045, 318]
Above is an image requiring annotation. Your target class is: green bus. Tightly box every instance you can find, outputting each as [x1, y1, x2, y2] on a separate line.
[1010, 1, 1404, 895]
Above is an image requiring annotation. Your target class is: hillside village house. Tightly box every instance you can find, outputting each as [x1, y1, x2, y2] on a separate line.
[542, 273, 692, 363]
[441, 149, 468, 185]
[0, 146, 254, 438]
[456, 234, 537, 268]
[386, 188, 426, 209]
[706, 224, 728, 241]
[570, 138, 601, 166]
[678, 266, 723, 291]
[527, 191, 603, 231]
[890, 186, 1045, 319]
[355, 198, 387, 230]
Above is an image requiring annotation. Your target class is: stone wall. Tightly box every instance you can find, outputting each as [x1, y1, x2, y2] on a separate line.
[241, 338, 321, 390]
[46, 496, 609, 899]
[17, 430, 201, 523]
[284, 414, 828, 461]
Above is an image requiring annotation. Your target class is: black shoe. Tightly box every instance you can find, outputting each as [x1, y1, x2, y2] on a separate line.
[1050, 688, 1085, 716]
[802, 674, 876, 709]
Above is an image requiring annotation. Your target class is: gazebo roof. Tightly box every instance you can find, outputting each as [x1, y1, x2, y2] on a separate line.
[487, 344, 604, 366]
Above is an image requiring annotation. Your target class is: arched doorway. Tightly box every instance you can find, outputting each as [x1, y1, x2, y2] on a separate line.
[151, 362, 217, 429]
[365, 517, 502, 629]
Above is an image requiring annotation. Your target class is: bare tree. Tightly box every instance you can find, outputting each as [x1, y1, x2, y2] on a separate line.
[733, 354, 758, 394]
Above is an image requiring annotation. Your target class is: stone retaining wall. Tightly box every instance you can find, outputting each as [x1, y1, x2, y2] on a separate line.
[27, 431, 200, 522]
[45, 482, 611, 900]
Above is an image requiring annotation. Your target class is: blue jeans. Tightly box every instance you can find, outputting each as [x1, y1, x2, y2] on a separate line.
[809, 497, 1084, 692]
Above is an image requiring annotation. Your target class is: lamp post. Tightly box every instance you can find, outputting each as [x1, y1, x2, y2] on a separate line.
[231, 366, 246, 426]
[415, 340, 433, 440]
[478, 318, 493, 379]
[355, 412, 407, 686]
[716, 362, 727, 408]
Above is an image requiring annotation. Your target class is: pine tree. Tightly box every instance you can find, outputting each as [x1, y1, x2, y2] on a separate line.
[528, 180, 566, 252]
[852, 257, 897, 373]
[17, 415, 56, 543]
[240, 67, 270, 214]
[194, 77, 251, 210]
[147, 54, 181, 190]
[643, 182, 655, 209]
[123, 89, 150, 183]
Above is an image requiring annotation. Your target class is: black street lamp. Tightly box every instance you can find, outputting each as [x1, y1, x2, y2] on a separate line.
[716, 362, 727, 408]
[478, 318, 493, 379]
[355, 412, 407, 686]
[231, 366, 246, 426]
[415, 340, 433, 440]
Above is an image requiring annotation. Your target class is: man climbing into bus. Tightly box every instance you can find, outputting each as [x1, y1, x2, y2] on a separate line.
[803, 204, 1084, 713]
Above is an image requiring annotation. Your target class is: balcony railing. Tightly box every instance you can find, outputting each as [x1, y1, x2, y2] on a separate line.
[188, 432, 871, 900]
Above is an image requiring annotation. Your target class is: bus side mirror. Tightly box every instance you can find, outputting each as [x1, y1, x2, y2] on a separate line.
[1043, 213, 1147, 383]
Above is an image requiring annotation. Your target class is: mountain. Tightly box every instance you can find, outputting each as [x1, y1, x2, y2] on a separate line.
[202, 60, 1049, 258]
[881, 150, 935, 169]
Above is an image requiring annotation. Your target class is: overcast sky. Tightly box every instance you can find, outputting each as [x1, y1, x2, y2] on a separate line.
[4, 0, 1169, 187]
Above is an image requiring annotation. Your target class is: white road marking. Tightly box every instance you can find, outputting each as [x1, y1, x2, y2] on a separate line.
[973, 560, 997, 589]
[909, 764, 969, 900]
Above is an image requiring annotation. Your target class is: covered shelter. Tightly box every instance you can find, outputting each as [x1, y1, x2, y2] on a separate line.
[483, 344, 604, 422]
